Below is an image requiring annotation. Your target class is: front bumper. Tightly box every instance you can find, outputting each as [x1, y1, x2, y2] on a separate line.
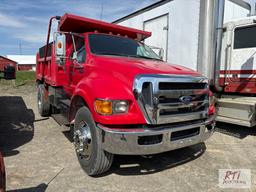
[97, 116, 216, 155]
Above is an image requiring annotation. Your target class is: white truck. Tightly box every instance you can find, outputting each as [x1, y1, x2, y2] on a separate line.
[114, 0, 256, 127]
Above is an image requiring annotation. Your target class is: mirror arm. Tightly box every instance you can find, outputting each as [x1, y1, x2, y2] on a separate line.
[45, 16, 61, 63]
[71, 34, 77, 53]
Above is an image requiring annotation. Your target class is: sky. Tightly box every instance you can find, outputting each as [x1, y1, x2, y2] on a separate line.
[0, 0, 159, 55]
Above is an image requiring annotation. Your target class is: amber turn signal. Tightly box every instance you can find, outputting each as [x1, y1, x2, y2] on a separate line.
[95, 100, 113, 115]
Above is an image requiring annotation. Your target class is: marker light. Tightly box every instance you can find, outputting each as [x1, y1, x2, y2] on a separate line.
[57, 42, 62, 49]
[208, 91, 216, 116]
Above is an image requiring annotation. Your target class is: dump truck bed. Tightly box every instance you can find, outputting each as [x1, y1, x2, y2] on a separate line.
[59, 13, 151, 41]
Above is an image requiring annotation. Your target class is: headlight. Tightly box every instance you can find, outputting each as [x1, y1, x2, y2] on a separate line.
[113, 101, 129, 113]
[95, 99, 129, 115]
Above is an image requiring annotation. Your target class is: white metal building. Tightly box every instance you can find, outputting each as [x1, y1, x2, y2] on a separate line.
[7, 55, 36, 71]
[114, 0, 251, 75]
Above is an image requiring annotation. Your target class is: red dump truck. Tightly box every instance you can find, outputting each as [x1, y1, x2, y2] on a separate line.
[36, 14, 216, 175]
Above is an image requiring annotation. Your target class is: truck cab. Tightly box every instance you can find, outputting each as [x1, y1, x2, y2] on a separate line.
[36, 14, 215, 176]
[217, 16, 256, 127]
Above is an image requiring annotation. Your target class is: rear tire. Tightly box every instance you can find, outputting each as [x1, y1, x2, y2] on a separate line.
[74, 106, 113, 176]
[37, 84, 50, 117]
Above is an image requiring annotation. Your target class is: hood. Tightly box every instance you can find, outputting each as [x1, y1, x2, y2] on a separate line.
[92, 55, 201, 80]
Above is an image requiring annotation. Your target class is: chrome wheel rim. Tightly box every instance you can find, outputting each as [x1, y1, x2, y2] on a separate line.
[37, 88, 42, 111]
[74, 121, 92, 160]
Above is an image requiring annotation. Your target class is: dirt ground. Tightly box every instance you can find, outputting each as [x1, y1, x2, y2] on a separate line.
[0, 83, 255, 192]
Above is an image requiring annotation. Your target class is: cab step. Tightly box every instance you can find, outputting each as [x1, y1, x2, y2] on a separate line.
[216, 95, 256, 127]
[59, 99, 71, 107]
[51, 99, 71, 126]
[51, 114, 70, 126]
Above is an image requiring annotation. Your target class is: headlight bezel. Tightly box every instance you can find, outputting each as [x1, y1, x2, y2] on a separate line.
[94, 99, 129, 115]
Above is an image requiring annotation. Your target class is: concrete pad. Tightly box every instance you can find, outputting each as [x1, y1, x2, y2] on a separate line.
[0, 84, 255, 192]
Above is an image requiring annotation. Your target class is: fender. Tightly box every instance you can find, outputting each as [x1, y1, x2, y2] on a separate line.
[70, 76, 147, 125]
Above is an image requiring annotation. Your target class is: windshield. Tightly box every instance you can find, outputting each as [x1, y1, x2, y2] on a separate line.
[88, 34, 161, 60]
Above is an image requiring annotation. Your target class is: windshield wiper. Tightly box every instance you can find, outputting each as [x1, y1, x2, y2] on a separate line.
[130, 55, 162, 61]
[96, 52, 128, 57]
[96, 52, 162, 61]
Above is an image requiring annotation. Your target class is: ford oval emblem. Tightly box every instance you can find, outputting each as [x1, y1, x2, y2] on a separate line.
[179, 96, 193, 104]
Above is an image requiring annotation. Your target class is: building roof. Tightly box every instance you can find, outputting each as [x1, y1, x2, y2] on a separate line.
[6, 55, 36, 65]
[0, 55, 17, 63]
[113, 0, 172, 24]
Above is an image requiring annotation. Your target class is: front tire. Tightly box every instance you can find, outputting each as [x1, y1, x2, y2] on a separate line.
[37, 83, 50, 117]
[74, 106, 113, 176]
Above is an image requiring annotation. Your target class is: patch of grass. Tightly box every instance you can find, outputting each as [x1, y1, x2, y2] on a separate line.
[0, 71, 36, 87]
[15, 71, 36, 86]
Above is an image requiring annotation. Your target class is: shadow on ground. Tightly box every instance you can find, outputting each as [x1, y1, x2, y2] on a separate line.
[0, 96, 35, 157]
[7, 183, 47, 192]
[97, 142, 206, 177]
[216, 122, 256, 139]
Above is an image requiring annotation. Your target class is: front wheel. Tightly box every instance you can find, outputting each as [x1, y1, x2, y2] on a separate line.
[73, 106, 113, 176]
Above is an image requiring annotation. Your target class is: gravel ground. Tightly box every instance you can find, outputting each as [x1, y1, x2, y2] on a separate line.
[0, 83, 255, 192]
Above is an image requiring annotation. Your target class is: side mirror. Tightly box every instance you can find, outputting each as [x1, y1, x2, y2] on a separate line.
[148, 45, 165, 61]
[159, 48, 164, 60]
[54, 32, 66, 65]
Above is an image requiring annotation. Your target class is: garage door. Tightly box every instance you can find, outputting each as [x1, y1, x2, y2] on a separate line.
[144, 14, 169, 61]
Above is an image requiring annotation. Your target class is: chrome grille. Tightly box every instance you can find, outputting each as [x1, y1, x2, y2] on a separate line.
[133, 74, 209, 125]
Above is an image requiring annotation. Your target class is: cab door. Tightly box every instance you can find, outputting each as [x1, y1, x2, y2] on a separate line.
[70, 36, 86, 87]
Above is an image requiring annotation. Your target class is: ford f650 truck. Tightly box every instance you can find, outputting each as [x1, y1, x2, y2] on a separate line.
[36, 14, 216, 176]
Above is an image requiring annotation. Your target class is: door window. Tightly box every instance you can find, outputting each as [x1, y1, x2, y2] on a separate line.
[77, 46, 86, 63]
[71, 36, 86, 63]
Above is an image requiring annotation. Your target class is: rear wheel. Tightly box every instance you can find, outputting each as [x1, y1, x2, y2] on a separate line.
[74, 106, 113, 176]
[37, 83, 50, 117]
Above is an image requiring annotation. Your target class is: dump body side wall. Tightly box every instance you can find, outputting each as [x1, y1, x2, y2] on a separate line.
[36, 43, 68, 86]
